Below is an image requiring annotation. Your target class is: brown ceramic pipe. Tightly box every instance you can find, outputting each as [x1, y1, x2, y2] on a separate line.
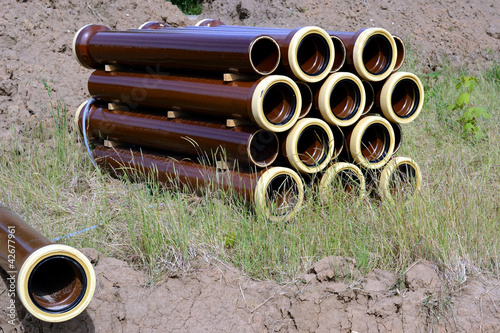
[329, 28, 397, 82]
[176, 21, 335, 83]
[75, 100, 279, 168]
[371, 71, 424, 124]
[87, 70, 301, 133]
[72, 24, 281, 75]
[92, 145, 304, 221]
[0, 207, 95, 322]
[392, 35, 406, 72]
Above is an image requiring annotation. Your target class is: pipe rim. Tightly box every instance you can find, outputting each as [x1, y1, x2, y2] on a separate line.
[352, 28, 397, 81]
[392, 35, 406, 72]
[361, 80, 374, 115]
[295, 81, 313, 119]
[287, 26, 334, 83]
[247, 130, 279, 167]
[249, 36, 281, 75]
[285, 118, 334, 174]
[72, 24, 110, 70]
[195, 19, 226, 27]
[329, 36, 347, 73]
[74, 100, 88, 138]
[391, 122, 403, 154]
[319, 162, 366, 204]
[251, 75, 301, 132]
[380, 72, 424, 124]
[254, 167, 304, 221]
[318, 72, 366, 127]
[379, 156, 422, 203]
[349, 115, 395, 169]
[137, 21, 170, 29]
[17, 244, 96, 323]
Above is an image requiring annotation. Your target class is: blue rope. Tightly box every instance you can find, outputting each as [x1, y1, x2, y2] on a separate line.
[51, 225, 99, 242]
[82, 98, 97, 167]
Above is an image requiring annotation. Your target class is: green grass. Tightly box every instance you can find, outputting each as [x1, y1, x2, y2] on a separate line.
[1, 51, 499, 285]
[168, 0, 202, 15]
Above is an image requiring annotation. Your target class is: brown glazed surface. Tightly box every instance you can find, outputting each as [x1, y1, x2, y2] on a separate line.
[75, 25, 280, 75]
[92, 145, 264, 201]
[0, 207, 51, 272]
[88, 70, 258, 121]
[78, 101, 278, 167]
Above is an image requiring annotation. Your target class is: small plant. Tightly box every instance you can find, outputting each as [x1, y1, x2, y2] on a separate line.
[447, 76, 490, 140]
[169, 0, 202, 15]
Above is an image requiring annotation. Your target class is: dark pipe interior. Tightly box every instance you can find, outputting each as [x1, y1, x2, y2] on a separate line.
[297, 33, 330, 76]
[388, 163, 418, 199]
[330, 36, 346, 72]
[391, 123, 403, 153]
[250, 37, 281, 75]
[295, 81, 313, 118]
[360, 123, 391, 163]
[28, 256, 86, 313]
[296, 125, 329, 167]
[362, 35, 392, 75]
[329, 79, 360, 120]
[265, 174, 300, 217]
[391, 79, 419, 118]
[262, 83, 296, 125]
[331, 126, 345, 157]
[335, 169, 362, 195]
[249, 130, 279, 166]
[393, 37, 405, 71]
[362, 80, 374, 114]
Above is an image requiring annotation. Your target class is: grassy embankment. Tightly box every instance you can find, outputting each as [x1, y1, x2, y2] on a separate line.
[0, 50, 499, 285]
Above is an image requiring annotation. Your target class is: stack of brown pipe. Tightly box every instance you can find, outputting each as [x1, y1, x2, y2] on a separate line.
[73, 19, 424, 220]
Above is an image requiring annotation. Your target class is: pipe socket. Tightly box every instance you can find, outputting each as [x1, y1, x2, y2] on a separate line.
[0, 208, 96, 322]
[318, 162, 366, 203]
[377, 72, 424, 124]
[93, 146, 304, 221]
[378, 157, 422, 203]
[282, 118, 335, 174]
[347, 115, 395, 169]
[316, 72, 366, 127]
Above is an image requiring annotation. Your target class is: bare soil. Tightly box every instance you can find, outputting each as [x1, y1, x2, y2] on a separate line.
[1, 0, 500, 331]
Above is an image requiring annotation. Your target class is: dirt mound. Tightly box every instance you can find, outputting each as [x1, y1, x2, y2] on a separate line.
[2, 253, 499, 332]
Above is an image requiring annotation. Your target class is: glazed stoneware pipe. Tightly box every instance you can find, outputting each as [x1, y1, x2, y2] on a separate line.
[73, 24, 281, 75]
[92, 145, 305, 221]
[87, 70, 302, 133]
[180, 21, 335, 83]
[75, 100, 279, 168]
[329, 28, 397, 82]
[0, 207, 96, 322]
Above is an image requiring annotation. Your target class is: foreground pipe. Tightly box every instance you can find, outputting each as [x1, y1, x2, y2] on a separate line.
[88, 71, 302, 133]
[315, 72, 366, 127]
[73, 24, 281, 76]
[374, 71, 424, 124]
[280, 118, 335, 174]
[75, 100, 279, 168]
[93, 145, 304, 221]
[330, 28, 397, 82]
[189, 20, 335, 83]
[345, 115, 395, 169]
[378, 157, 422, 203]
[318, 162, 366, 204]
[0, 207, 96, 322]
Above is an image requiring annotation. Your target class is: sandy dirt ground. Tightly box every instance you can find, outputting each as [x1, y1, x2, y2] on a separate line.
[1, 0, 500, 331]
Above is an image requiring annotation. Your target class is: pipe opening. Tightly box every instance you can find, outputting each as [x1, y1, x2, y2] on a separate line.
[334, 169, 363, 195]
[388, 163, 418, 199]
[362, 80, 374, 114]
[250, 37, 281, 75]
[28, 256, 87, 313]
[249, 130, 279, 167]
[331, 126, 345, 157]
[391, 79, 420, 118]
[297, 33, 331, 76]
[329, 79, 361, 120]
[262, 83, 297, 125]
[360, 123, 391, 163]
[265, 174, 300, 217]
[393, 36, 406, 72]
[296, 125, 329, 167]
[330, 36, 346, 72]
[295, 81, 313, 118]
[362, 35, 393, 75]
